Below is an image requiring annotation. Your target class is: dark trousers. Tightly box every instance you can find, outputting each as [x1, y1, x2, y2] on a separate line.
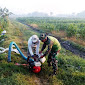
[47, 52, 58, 73]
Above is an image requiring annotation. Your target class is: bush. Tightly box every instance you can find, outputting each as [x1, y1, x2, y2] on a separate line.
[66, 24, 78, 37]
[78, 27, 85, 39]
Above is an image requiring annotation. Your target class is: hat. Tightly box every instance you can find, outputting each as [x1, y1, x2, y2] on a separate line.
[39, 33, 47, 40]
[32, 35, 39, 44]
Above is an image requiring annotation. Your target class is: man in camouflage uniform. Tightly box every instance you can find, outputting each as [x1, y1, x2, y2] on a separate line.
[39, 33, 61, 75]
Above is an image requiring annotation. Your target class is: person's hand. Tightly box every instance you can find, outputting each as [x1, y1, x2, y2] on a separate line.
[40, 55, 44, 58]
[39, 51, 42, 54]
[33, 56, 36, 61]
[32, 55, 34, 57]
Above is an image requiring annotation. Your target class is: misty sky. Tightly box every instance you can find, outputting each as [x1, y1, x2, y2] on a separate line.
[0, 0, 85, 15]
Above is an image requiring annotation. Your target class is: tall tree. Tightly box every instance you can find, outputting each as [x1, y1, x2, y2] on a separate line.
[0, 7, 12, 30]
[0, 7, 12, 18]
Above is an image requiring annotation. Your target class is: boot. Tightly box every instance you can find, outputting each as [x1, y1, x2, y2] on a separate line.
[53, 70, 57, 75]
[47, 59, 52, 67]
[49, 71, 56, 76]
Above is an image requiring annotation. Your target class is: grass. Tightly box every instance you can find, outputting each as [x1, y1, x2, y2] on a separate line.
[0, 19, 85, 85]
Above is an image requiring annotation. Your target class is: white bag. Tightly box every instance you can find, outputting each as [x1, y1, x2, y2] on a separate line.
[40, 57, 46, 63]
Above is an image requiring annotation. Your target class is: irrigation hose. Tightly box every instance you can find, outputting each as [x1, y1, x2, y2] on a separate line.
[8, 41, 27, 62]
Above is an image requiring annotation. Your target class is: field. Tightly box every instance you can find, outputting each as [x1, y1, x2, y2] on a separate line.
[0, 17, 85, 85]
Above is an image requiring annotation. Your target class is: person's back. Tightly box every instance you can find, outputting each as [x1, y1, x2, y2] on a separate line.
[27, 35, 40, 62]
[48, 36, 61, 51]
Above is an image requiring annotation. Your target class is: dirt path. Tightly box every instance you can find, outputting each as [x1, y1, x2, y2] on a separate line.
[25, 24, 85, 58]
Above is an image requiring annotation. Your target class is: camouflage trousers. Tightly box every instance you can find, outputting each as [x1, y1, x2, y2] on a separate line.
[47, 52, 58, 73]
[47, 45, 60, 73]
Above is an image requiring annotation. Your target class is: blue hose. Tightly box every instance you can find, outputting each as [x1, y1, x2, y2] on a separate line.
[8, 42, 27, 62]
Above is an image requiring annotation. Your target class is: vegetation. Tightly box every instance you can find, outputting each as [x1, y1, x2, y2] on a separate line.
[17, 17, 85, 40]
[0, 17, 85, 85]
